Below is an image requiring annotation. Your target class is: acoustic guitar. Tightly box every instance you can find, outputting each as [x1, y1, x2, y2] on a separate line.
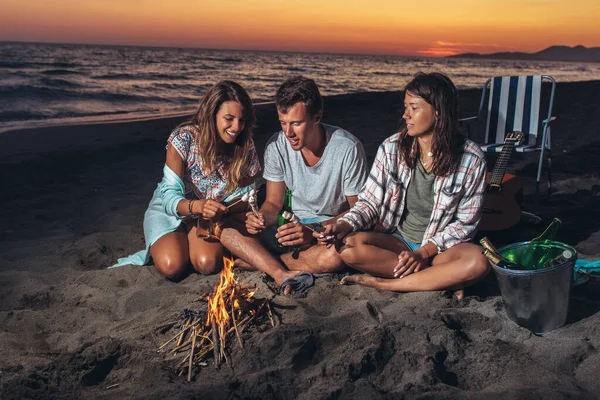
[479, 131, 524, 231]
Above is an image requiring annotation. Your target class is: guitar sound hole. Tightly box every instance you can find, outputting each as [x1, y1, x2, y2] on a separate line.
[488, 184, 502, 194]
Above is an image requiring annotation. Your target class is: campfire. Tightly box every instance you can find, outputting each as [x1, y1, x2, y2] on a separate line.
[158, 256, 275, 380]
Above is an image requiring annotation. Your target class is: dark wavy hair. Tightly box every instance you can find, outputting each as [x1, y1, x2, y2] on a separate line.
[180, 80, 256, 193]
[275, 75, 323, 117]
[398, 72, 464, 176]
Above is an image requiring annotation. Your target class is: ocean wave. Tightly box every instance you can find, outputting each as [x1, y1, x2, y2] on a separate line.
[0, 84, 76, 100]
[39, 77, 83, 88]
[0, 110, 52, 121]
[152, 82, 208, 91]
[0, 108, 130, 123]
[46, 61, 78, 68]
[370, 71, 411, 76]
[41, 69, 80, 76]
[203, 56, 243, 63]
[92, 72, 191, 81]
[3, 43, 598, 129]
[0, 61, 29, 68]
[0, 84, 168, 103]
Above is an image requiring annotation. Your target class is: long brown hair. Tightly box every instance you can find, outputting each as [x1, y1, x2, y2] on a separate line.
[180, 80, 256, 193]
[398, 72, 464, 176]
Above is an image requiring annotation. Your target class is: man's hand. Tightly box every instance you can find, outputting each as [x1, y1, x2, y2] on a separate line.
[245, 211, 266, 235]
[314, 220, 353, 246]
[276, 222, 312, 247]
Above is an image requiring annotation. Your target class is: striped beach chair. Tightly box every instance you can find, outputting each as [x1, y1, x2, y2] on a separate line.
[461, 75, 556, 198]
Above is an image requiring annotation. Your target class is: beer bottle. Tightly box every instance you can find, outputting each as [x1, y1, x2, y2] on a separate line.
[518, 218, 562, 269]
[480, 237, 526, 270]
[542, 249, 573, 268]
[480, 237, 504, 257]
[276, 188, 293, 252]
[483, 249, 525, 270]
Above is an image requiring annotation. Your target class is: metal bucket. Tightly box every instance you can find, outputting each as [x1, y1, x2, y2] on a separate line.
[490, 241, 576, 334]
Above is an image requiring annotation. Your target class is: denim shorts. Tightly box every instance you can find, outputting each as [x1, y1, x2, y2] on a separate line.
[390, 232, 420, 251]
[260, 216, 329, 252]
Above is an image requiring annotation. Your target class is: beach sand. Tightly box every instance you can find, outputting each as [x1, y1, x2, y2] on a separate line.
[1, 81, 600, 399]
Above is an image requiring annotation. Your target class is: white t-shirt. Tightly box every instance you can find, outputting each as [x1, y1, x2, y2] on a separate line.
[263, 124, 368, 220]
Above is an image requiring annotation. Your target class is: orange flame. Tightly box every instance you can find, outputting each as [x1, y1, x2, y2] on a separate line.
[206, 256, 255, 329]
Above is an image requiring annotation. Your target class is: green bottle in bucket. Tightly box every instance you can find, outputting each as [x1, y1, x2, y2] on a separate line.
[481, 237, 526, 270]
[514, 218, 562, 269]
[542, 249, 574, 268]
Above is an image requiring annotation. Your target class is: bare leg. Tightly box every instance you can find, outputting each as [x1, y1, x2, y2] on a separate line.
[280, 244, 347, 274]
[149, 225, 189, 280]
[233, 258, 257, 271]
[341, 241, 490, 293]
[187, 224, 225, 275]
[219, 219, 299, 287]
[339, 232, 410, 278]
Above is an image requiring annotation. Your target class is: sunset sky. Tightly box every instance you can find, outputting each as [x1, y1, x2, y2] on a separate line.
[1, 0, 599, 56]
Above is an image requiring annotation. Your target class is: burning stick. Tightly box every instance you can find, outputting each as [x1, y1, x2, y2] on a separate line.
[219, 323, 226, 364]
[231, 291, 244, 349]
[211, 320, 220, 368]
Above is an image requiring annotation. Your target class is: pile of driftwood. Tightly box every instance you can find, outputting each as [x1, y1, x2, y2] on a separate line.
[157, 257, 275, 380]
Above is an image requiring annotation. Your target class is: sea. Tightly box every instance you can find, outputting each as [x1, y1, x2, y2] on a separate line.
[2, 41, 600, 132]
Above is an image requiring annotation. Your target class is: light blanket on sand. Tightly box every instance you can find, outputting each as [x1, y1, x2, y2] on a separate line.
[109, 165, 250, 268]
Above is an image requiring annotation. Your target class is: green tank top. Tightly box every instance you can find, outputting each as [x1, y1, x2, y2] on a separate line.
[396, 162, 435, 244]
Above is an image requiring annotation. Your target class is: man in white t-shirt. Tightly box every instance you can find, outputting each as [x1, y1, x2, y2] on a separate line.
[245, 76, 368, 274]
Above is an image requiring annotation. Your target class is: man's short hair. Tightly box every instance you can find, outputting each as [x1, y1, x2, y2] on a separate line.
[275, 76, 323, 117]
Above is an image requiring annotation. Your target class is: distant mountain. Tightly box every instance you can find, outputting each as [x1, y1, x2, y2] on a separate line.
[448, 45, 600, 63]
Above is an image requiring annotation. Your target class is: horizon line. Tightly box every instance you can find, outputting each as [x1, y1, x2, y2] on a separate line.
[2, 39, 594, 61]
[0, 39, 432, 59]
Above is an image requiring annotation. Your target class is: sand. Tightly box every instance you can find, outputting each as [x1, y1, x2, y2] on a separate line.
[2, 82, 600, 399]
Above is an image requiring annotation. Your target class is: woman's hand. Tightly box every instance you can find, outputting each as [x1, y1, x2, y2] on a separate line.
[314, 220, 353, 247]
[245, 211, 265, 235]
[393, 250, 427, 278]
[199, 199, 228, 221]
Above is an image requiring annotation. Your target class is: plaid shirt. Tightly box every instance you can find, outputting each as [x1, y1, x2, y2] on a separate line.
[340, 133, 487, 253]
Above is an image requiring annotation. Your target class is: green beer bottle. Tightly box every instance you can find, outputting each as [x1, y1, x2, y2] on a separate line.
[517, 218, 562, 269]
[276, 188, 293, 252]
[542, 249, 573, 268]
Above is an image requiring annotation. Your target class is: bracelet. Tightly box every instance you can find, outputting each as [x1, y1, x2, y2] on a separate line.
[188, 200, 196, 217]
[423, 247, 431, 258]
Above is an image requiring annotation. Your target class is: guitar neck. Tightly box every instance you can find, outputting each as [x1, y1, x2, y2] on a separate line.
[488, 141, 516, 186]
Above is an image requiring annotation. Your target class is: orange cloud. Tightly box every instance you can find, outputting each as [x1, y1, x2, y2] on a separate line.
[418, 41, 505, 57]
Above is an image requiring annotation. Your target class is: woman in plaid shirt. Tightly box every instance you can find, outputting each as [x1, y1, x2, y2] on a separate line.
[317, 73, 489, 298]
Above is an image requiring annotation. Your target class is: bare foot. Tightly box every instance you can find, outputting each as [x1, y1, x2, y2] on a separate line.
[233, 258, 257, 271]
[278, 271, 314, 296]
[454, 289, 464, 301]
[341, 274, 372, 286]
